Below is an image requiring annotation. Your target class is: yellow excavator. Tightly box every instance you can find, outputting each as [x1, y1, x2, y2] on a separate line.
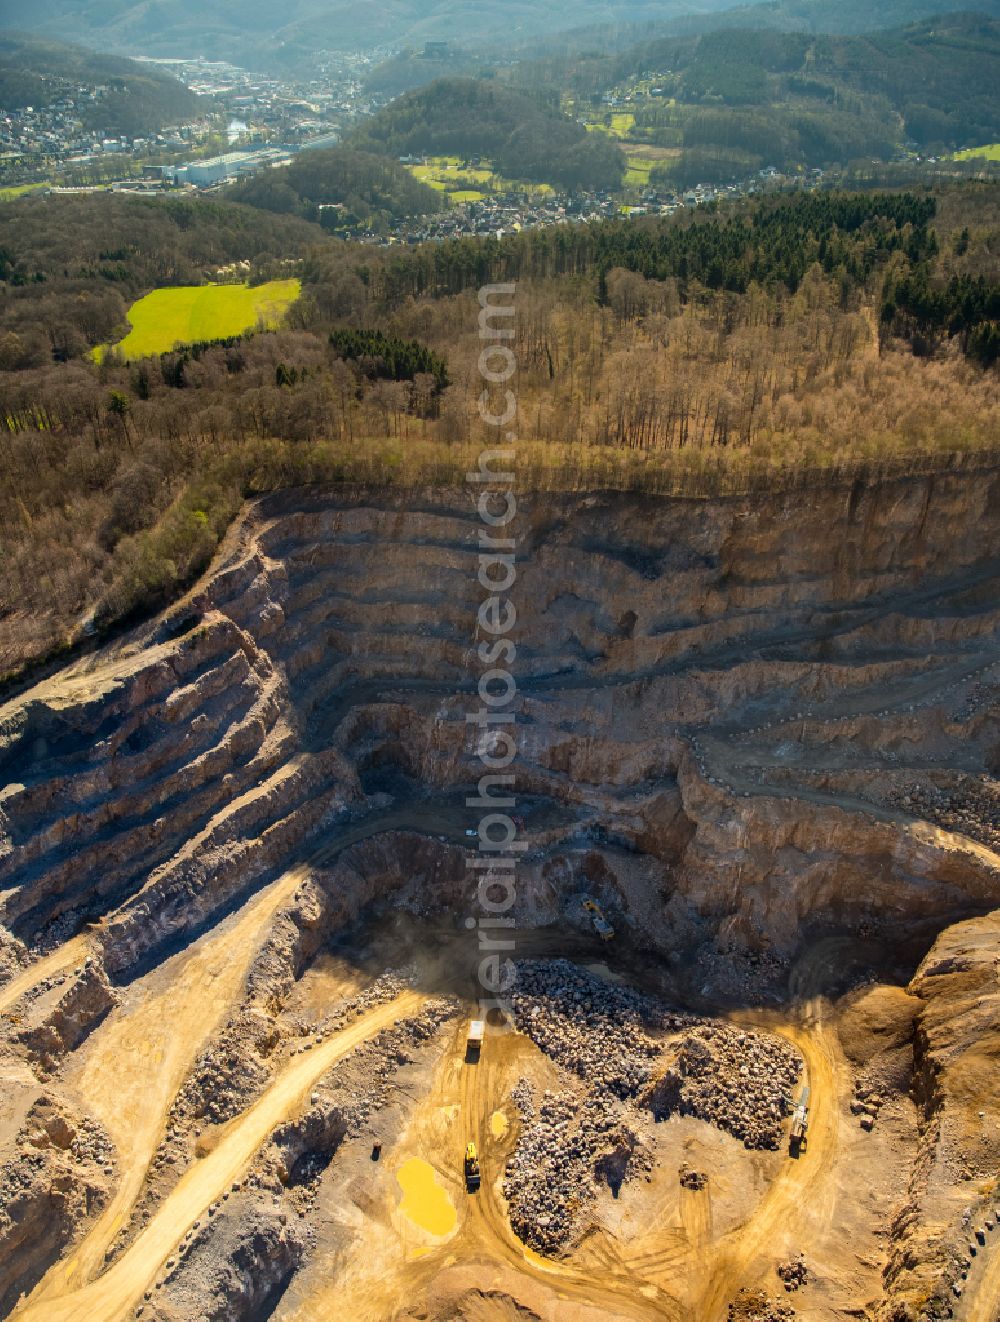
[583, 898, 614, 941]
[464, 1141, 481, 1192]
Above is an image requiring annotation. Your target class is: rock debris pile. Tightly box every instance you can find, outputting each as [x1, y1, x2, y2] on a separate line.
[777, 1256, 809, 1291]
[501, 961, 802, 1254]
[696, 941, 790, 1001]
[673, 1024, 801, 1149]
[14, 960, 117, 1075]
[887, 774, 1000, 851]
[510, 959, 696, 1099]
[330, 1000, 455, 1142]
[503, 1085, 653, 1254]
[728, 1287, 796, 1320]
[953, 676, 1000, 721]
[511, 960, 801, 1148]
[680, 1166, 708, 1190]
[944, 1200, 1000, 1306]
[0, 1094, 115, 1314]
[851, 1080, 885, 1131]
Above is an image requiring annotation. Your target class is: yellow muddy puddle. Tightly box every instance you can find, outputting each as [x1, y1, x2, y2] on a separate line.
[490, 1109, 509, 1140]
[396, 1158, 457, 1237]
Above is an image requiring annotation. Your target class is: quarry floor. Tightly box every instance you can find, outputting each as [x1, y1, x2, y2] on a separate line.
[1, 890, 951, 1322]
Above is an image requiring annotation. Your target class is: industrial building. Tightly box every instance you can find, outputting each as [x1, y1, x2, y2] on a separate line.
[164, 146, 290, 187]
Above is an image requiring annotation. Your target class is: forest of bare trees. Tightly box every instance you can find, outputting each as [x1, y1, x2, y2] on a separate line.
[0, 184, 997, 679]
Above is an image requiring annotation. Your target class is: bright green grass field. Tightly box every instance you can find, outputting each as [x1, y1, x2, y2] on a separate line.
[406, 156, 553, 201]
[953, 144, 1000, 161]
[610, 112, 636, 139]
[624, 157, 654, 187]
[0, 182, 48, 201]
[98, 278, 301, 361]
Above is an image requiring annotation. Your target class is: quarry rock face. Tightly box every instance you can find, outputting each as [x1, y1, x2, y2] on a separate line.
[878, 909, 1000, 1319]
[1, 475, 999, 978]
[15, 960, 117, 1071]
[0, 1089, 114, 1316]
[0, 472, 998, 1321]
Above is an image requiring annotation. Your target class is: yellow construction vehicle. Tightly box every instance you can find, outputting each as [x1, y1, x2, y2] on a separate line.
[464, 1141, 481, 1192]
[583, 898, 614, 940]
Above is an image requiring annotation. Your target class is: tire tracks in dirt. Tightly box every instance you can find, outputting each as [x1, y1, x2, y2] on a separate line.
[14, 990, 424, 1322]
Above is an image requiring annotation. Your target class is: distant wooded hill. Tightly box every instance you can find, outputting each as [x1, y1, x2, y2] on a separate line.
[0, 0, 749, 66]
[0, 34, 202, 136]
[626, 0, 1000, 37]
[347, 79, 626, 192]
[3, 0, 998, 68]
[621, 13, 998, 132]
[364, 0, 1000, 97]
[506, 12, 1000, 180]
[224, 148, 442, 231]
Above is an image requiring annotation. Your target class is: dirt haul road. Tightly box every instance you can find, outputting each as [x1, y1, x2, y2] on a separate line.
[281, 1015, 665, 1322]
[308, 1003, 849, 1322]
[447, 1002, 846, 1322]
[690, 1001, 847, 1321]
[14, 989, 425, 1322]
[965, 1239, 1000, 1322]
[457, 1023, 682, 1321]
[0, 933, 92, 1015]
[18, 866, 310, 1307]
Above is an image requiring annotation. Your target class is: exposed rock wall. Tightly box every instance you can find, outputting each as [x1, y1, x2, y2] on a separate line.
[0, 474, 998, 1322]
[0, 1091, 114, 1316]
[15, 960, 117, 1072]
[879, 910, 1000, 1318]
[1, 472, 999, 988]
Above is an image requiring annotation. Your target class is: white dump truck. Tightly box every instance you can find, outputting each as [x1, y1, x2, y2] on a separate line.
[789, 1085, 810, 1155]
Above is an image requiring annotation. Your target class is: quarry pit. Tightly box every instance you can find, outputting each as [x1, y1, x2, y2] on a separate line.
[1, 474, 999, 1322]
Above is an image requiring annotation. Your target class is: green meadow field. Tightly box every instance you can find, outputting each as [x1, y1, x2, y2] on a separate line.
[953, 143, 1000, 161]
[0, 183, 49, 201]
[405, 156, 553, 203]
[621, 144, 680, 189]
[97, 278, 301, 361]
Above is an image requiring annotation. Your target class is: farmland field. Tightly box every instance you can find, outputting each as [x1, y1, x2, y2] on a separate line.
[953, 143, 1000, 161]
[97, 278, 301, 361]
[0, 183, 49, 201]
[622, 144, 680, 187]
[583, 111, 637, 139]
[405, 155, 552, 202]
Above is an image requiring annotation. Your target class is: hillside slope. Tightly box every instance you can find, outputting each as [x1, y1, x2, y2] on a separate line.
[0, 192, 324, 360]
[4, 0, 998, 66]
[0, 34, 202, 136]
[513, 12, 1000, 175]
[0, 0, 739, 64]
[347, 78, 625, 192]
[640, 14, 1000, 146]
[224, 147, 442, 232]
